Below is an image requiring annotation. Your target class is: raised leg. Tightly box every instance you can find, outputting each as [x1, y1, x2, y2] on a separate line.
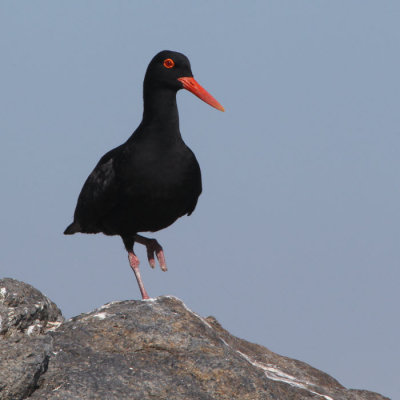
[135, 234, 167, 271]
[122, 236, 150, 300]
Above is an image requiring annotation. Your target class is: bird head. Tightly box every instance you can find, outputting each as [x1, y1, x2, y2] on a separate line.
[144, 50, 224, 112]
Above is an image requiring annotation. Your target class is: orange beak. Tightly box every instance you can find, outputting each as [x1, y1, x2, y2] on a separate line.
[178, 77, 225, 112]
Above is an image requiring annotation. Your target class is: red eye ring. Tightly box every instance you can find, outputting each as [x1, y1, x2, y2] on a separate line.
[163, 58, 175, 69]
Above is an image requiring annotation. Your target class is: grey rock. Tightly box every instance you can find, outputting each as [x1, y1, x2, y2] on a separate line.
[0, 278, 63, 337]
[31, 296, 388, 400]
[0, 279, 390, 399]
[0, 335, 52, 400]
[0, 278, 61, 400]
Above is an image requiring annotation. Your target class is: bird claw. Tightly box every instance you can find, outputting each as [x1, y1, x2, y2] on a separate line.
[144, 238, 167, 271]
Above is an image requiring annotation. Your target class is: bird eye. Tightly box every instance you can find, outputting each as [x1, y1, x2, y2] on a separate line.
[163, 58, 175, 69]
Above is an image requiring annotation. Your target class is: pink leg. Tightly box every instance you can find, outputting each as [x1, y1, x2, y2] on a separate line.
[128, 251, 150, 300]
[135, 234, 167, 271]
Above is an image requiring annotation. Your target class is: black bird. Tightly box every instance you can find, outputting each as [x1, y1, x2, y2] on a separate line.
[64, 50, 224, 299]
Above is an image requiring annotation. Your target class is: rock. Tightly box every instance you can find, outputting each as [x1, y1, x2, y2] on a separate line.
[31, 297, 389, 400]
[0, 279, 390, 400]
[0, 335, 52, 400]
[0, 278, 62, 400]
[0, 278, 63, 337]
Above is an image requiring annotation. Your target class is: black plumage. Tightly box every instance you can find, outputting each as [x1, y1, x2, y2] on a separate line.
[64, 50, 224, 299]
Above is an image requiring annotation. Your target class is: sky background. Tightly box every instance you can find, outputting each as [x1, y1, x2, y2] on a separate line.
[1, 2, 399, 399]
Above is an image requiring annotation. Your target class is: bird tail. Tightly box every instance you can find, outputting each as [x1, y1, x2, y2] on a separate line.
[64, 221, 81, 235]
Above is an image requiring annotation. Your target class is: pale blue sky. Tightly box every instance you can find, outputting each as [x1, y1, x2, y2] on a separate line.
[1, 2, 399, 398]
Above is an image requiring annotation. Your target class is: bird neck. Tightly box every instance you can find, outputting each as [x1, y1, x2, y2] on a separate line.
[142, 85, 180, 132]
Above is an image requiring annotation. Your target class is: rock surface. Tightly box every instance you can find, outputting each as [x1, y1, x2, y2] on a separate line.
[0, 278, 390, 400]
[0, 278, 63, 338]
[0, 336, 51, 400]
[0, 278, 63, 400]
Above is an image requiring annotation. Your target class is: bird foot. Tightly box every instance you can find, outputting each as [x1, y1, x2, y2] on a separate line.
[135, 235, 167, 271]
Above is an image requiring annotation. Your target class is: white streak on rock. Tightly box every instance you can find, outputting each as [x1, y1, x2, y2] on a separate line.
[46, 321, 63, 332]
[236, 350, 334, 400]
[77, 304, 117, 322]
[162, 296, 213, 329]
[27, 323, 42, 336]
[98, 301, 121, 310]
[93, 312, 108, 320]
[27, 325, 36, 335]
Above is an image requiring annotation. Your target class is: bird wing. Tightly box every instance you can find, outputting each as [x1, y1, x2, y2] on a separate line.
[72, 145, 123, 230]
[185, 147, 202, 216]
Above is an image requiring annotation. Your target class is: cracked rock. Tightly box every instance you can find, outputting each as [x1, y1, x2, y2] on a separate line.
[0, 278, 63, 338]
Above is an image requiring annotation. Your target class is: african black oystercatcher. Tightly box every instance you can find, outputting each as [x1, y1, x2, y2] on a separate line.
[64, 50, 224, 299]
